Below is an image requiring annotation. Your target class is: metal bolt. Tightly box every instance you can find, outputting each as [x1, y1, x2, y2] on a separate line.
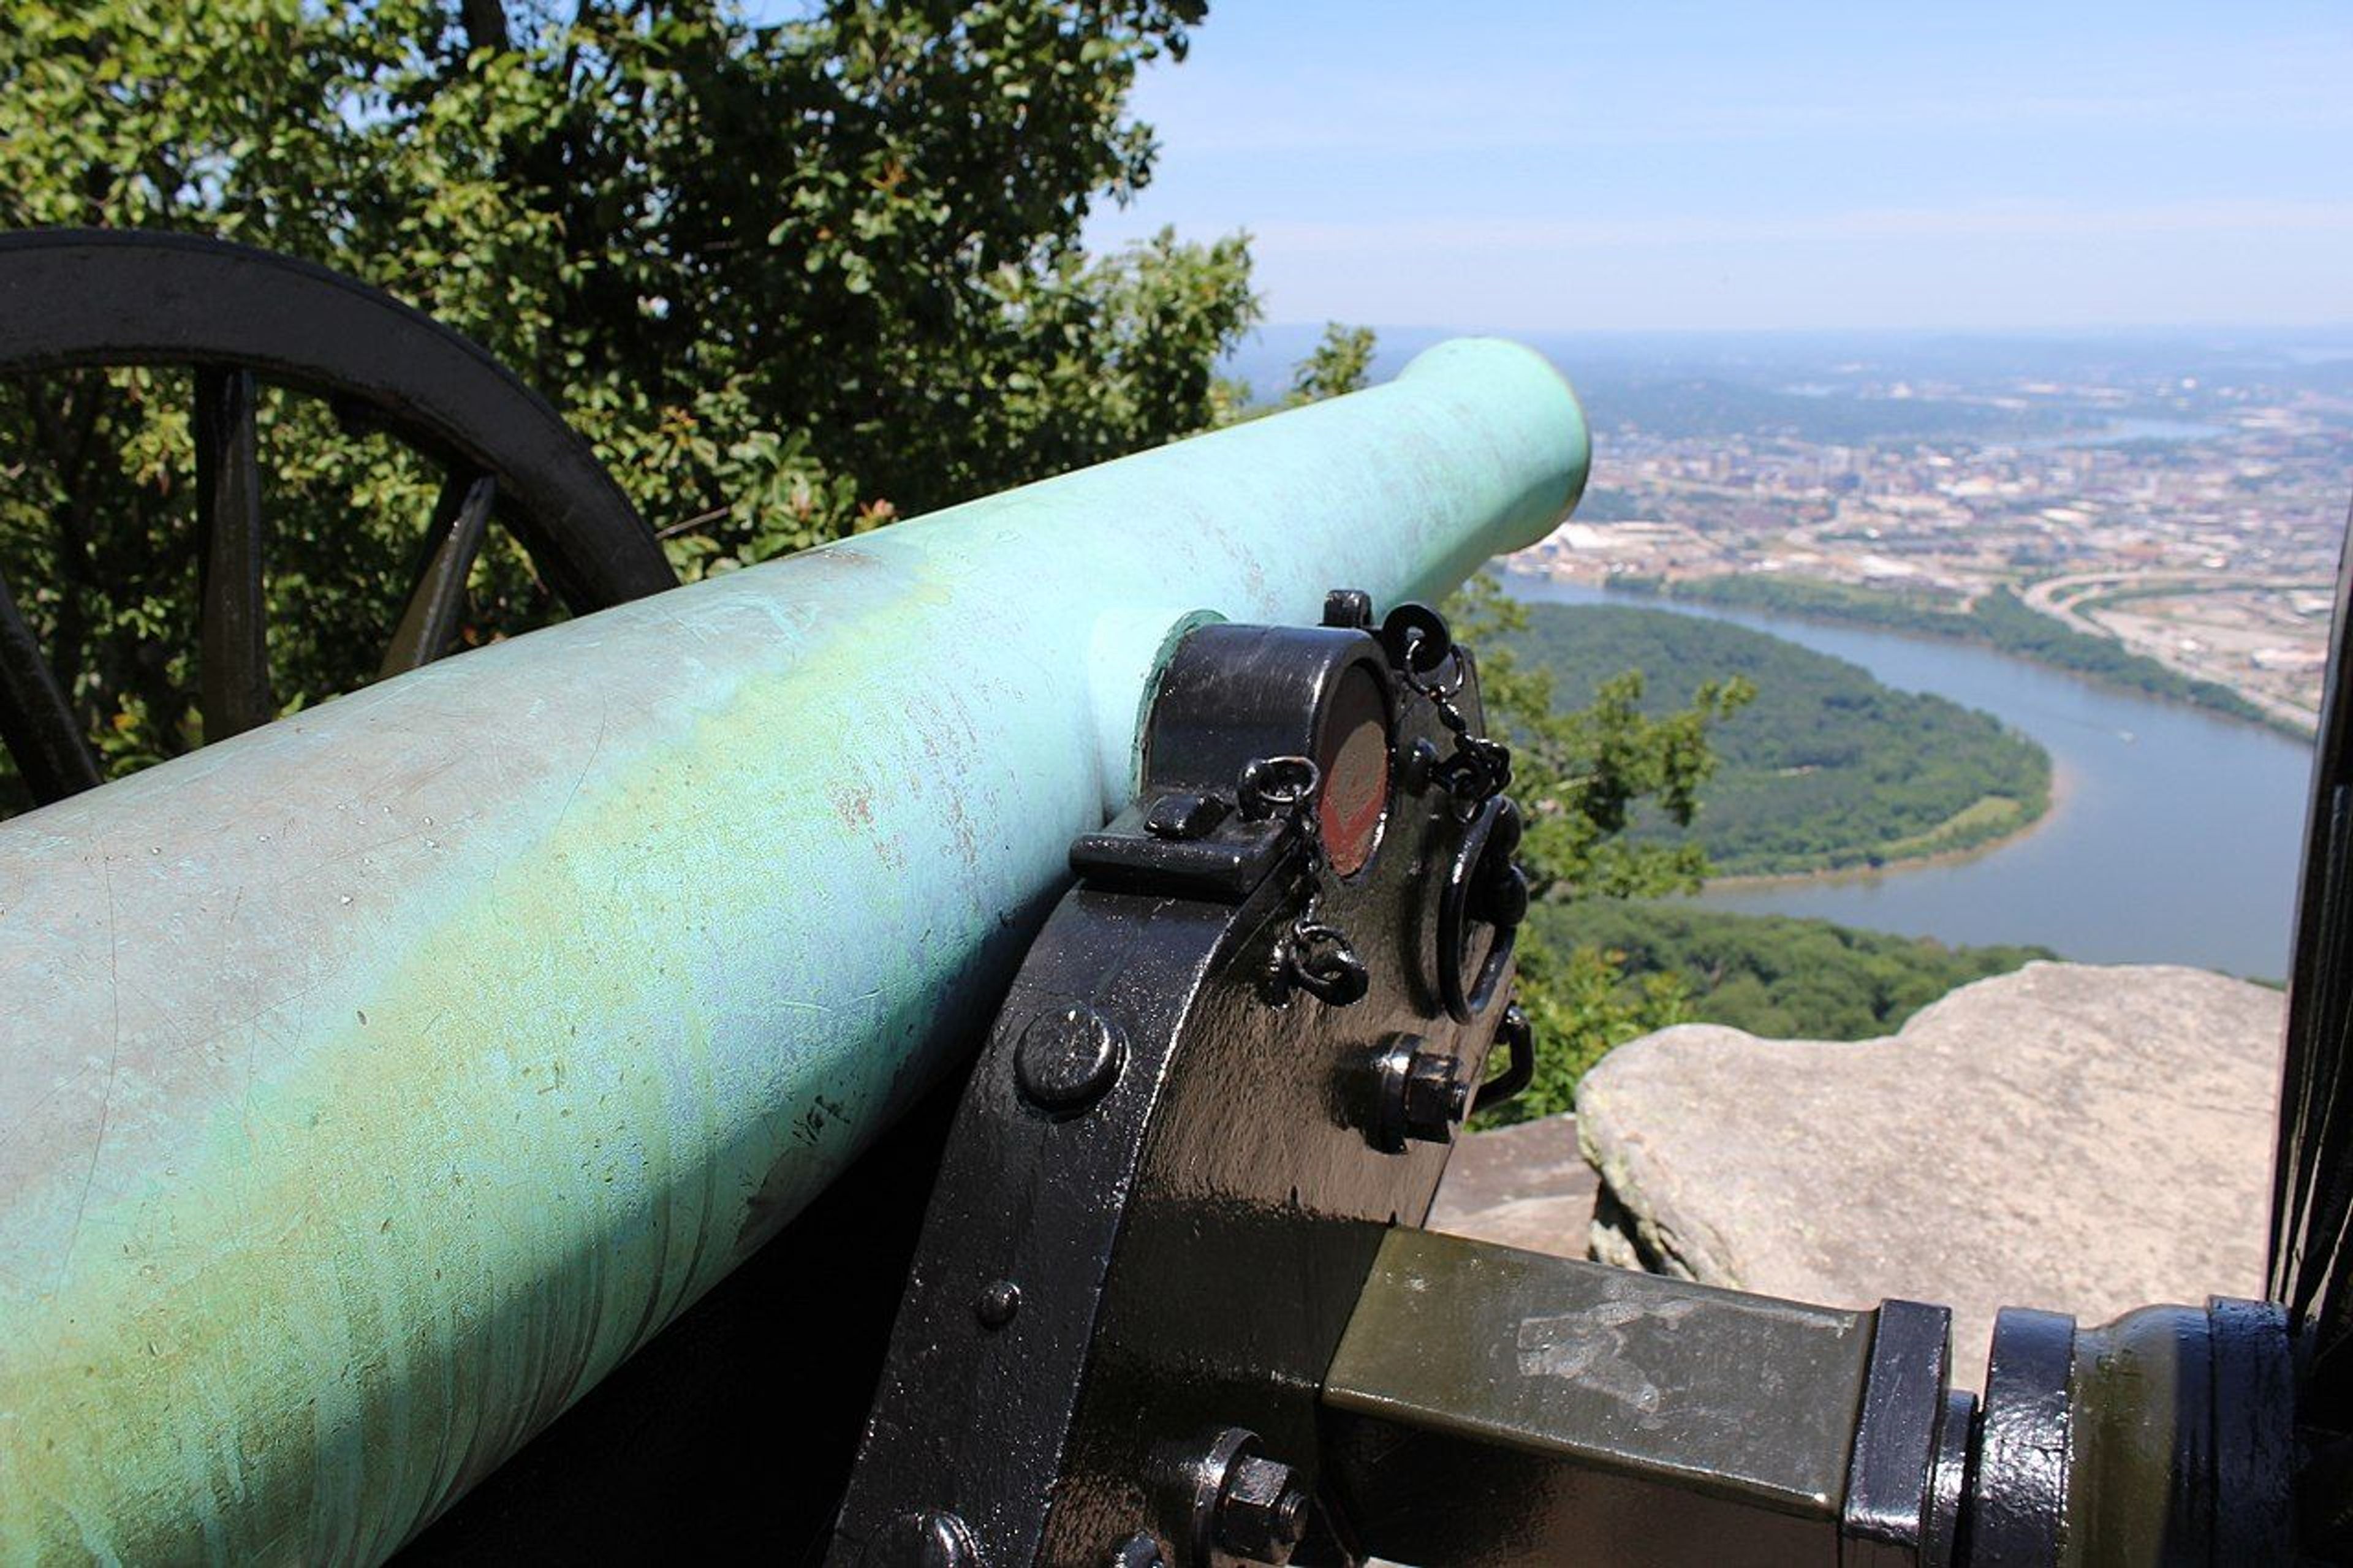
[1214, 1454, 1311, 1564]
[1014, 1004, 1126, 1113]
[975, 1278, 1021, 1329]
[859, 1509, 982, 1567]
[1145, 790, 1229, 841]
[1369, 1036, 1469, 1152]
[1401, 1049, 1471, 1142]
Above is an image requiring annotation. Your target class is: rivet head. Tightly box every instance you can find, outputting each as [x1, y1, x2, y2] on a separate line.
[1015, 1004, 1126, 1113]
[976, 1279, 1021, 1328]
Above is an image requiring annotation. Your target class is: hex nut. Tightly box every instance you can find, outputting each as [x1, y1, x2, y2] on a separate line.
[1145, 790, 1230, 841]
[1107, 1531, 1167, 1568]
[1214, 1455, 1311, 1564]
[1321, 588, 1374, 629]
[1370, 1036, 1469, 1152]
[1400, 1049, 1470, 1144]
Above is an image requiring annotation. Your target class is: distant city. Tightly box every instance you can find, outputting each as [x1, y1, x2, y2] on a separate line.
[1487, 331, 2353, 730]
[1232, 325, 2353, 733]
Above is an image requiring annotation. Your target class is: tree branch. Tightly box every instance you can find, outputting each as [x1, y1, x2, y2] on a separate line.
[460, 0, 510, 53]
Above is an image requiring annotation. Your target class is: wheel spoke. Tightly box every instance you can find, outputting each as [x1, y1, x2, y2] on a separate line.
[381, 471, 497, 678]
[0, 566, 102, 805]
[194, 366, 271, 739]
[0, 233, 675, 823]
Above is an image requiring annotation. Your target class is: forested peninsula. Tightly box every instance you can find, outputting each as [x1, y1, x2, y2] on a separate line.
[1506, 602, 2053, 877]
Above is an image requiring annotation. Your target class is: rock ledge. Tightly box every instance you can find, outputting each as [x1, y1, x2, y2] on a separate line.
[1575, 960, 2283, 1387]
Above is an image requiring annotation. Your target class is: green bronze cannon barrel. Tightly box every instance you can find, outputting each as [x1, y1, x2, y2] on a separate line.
[0, 339, 1588, 1562]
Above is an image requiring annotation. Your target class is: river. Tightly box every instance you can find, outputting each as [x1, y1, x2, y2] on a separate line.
[1501, 571, 2316, 978]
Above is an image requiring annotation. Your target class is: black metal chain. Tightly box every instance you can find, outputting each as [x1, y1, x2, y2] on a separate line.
[1396, 626, 1513, 820]
[1239, 754, 1370, 1007]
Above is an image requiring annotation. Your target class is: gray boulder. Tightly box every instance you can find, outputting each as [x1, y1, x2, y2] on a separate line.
[1575, 961, 2283, 1390]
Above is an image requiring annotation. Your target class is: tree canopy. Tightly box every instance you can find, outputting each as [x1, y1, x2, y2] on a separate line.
[1529, 898, 2053, 1064]
[0, 0, 1259, 781]
[4, 6, 1769, 1123]
[1441, 576, 1751, 1120]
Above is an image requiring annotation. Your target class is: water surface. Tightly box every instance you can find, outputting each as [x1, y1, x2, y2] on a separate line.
[1503, 572, 2314, 977]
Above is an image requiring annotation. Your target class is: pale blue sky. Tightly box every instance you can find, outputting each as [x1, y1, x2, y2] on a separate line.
[1082, 1, 2353, 331]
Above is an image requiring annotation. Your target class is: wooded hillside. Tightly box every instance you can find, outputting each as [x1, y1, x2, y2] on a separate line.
[1504, 602, 2053, 876]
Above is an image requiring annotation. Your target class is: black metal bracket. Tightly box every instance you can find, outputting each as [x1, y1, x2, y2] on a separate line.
[829, 599, 1530, 1567]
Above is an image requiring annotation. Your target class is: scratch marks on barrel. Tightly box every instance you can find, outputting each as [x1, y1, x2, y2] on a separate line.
[56, 855, 124, 1292]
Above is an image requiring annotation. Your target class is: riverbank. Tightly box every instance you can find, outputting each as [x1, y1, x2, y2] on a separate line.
[2018, 570, 2326, 733]
[1588, 570, 2310, 741]
[1502, 570, 2308, 974]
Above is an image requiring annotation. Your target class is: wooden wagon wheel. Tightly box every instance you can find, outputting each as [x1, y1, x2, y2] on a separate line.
[0, 228, 679, 808]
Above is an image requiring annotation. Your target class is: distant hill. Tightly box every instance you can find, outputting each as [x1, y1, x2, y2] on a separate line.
[1569, 373, 2063, 444]
[1504, 602, 2053, 876]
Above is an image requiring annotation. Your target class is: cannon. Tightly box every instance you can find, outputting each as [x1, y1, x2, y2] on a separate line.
[0, 235, 2347, 1564]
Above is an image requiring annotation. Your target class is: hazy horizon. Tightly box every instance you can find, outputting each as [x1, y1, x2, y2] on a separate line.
[1087, 2, 2353, 334]
[1221, 319, 2353, 398]
[1246, 320, 2353, 343]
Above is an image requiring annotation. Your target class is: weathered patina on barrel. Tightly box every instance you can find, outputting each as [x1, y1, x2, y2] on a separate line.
[0, 340, 1589, 1561]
